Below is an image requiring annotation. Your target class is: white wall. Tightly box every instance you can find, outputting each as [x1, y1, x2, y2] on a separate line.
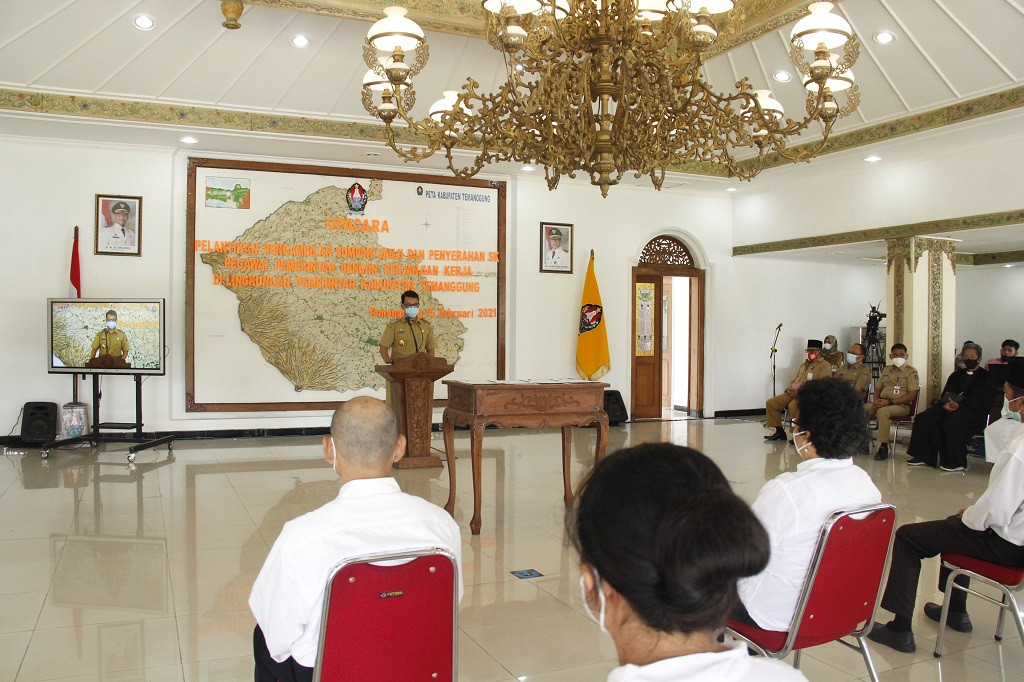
[956, 265, 1024, 362]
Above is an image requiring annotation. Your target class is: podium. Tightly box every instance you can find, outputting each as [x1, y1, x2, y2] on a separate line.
[376, 353, 454, 469]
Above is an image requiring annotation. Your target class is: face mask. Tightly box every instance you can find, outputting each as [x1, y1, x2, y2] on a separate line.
[807, 352, 819, 362]
[1009, 397, 1023, 423]
[963, 359, 979, 370]
[404, 305, 419, 318]
[823, 343, 834, 351]
[846, 352, 858, 365]
[891, 357, 906, 368]
[331, 437, 341, 475]
[579, 572, 607, 634]
[793, 430, 813, 458]
[106, 320, 117, 329]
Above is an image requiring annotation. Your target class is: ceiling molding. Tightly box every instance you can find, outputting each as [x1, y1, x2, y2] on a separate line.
[956, 250, 1024, 266]
[732, 209, 1024, 256]
[705, 0, 820, 58]
[736, 84, 1024, 175]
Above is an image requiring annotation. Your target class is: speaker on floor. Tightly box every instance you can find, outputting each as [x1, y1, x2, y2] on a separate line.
[21, 402, 58, 443]
[603, 390, 628, 426]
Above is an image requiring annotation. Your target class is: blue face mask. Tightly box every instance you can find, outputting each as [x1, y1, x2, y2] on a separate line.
[404, 305, 419, 318]
[1008, 396, 1023, 423]
[846, 352, 858, 365]
[106, 320, 117, 329]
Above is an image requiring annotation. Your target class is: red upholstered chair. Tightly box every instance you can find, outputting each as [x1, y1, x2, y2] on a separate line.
[725, 504, 897, 682]
[933, 553, 1024, 658]
[313, 548, 459, 682]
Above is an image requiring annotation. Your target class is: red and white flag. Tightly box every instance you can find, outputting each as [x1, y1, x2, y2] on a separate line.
[70, 226, 82, 297]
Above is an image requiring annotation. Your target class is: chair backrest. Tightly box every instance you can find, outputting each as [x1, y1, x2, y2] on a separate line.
[784, 504, 897, 651]
[314, 547, 458, 682]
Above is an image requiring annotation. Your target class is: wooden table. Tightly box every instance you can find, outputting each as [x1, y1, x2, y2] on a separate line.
[442, 380, 610, 534]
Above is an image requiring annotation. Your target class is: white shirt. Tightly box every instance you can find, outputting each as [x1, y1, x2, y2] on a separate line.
[544, 247, 569, 269]
[737, 457, 881, 631]
[248, 477, 463, 667]
[963, 422, 1024, 545]
[607, 642, 807, 681]
[985, 416, 1021, 464]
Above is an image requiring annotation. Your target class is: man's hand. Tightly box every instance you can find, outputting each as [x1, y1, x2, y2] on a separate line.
[873, 398, 889, 408]
[785, 387, 797, 397]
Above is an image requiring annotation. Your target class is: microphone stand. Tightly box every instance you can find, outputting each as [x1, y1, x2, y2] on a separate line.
[770, 324, 782, 395]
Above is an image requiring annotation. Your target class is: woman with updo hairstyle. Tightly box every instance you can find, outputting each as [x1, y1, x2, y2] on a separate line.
[569, 443, 807, 681]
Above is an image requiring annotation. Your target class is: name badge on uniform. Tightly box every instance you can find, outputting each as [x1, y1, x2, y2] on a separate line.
[893, 385, 901, 395]
[807, 372, 813, 381]
[398, 339, 405, 347]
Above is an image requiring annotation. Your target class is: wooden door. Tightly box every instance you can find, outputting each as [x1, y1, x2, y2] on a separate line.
[631, 274, 662, 419]
[661, 278, 672, 408]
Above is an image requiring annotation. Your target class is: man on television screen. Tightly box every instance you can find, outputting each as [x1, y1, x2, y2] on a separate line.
[88, 310, 131, 368]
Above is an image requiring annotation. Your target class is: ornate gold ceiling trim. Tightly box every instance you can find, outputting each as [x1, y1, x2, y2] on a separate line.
[955, 250, 1024, 266]
[732, 209, 1024, 256]
[736, 84, 1024, 175]
[246, 0, 482, 37]
[706, 0, 821, 58]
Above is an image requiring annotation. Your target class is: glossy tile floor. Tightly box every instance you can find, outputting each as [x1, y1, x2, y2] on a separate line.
[1, 417, 1021, 681]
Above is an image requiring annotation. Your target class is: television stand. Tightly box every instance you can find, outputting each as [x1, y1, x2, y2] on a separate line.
[41, 373, 174, 462]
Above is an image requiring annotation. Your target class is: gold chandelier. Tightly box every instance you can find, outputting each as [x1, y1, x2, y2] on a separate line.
[361, 1, 860, 196]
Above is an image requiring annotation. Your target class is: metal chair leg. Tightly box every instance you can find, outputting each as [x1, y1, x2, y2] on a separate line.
[793, 650, 801, 669]
[858, 634, 881, 682]
[996, 593, 1007, 641]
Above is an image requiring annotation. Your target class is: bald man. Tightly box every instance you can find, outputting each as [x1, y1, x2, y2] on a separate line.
[249, 397, 462, 682]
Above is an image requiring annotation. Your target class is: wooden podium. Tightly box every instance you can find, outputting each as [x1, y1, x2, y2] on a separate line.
[376, 353, 454, 469]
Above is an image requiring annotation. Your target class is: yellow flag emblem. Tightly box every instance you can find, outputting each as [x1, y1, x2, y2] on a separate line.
[576, 251, 610, 380]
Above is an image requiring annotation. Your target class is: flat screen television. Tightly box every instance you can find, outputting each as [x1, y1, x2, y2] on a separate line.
[48, 298, 166, 375]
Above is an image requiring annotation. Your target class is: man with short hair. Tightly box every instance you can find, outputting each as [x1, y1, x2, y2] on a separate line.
[763, 339, 832, 441]
[986, 339, 1020, 369]
[835, 343, 871, 400]
[868, 364, 1024, 654]
[868, 344, 919, 461]
[249, 397, 462, 682]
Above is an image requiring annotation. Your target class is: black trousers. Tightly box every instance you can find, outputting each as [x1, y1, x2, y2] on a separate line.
[880, 516, 1024, 620]
[906, 405, 985, 468]
[253, 625, 314, 682]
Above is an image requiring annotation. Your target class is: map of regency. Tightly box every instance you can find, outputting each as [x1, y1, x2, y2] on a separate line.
[199, 183, 470, 393]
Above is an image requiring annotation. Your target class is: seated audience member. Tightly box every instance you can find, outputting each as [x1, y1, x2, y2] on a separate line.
[868, 364, 1024, 654]
[906, 342, 995, 471]
[736, 379, 882, 631]
[249, 397, 463, 682]
[868, 344, 920, 461]
[953, 340, 975, 371]
[822, 335, 843, 374]
[570, 443, 806, 681]
[986, 339, 1020, 369]
[835, 343, 871, 400]
[764, 339, 832, 441]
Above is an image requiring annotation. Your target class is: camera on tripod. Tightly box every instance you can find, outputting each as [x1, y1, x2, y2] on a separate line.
[865, 302, 886, 347]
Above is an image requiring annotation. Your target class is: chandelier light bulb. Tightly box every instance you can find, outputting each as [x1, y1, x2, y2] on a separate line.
[672, 0, 734, 13]
[791, 2, 852, 50]
[367, 6, 424, 53]
[752, 89, 784, 120]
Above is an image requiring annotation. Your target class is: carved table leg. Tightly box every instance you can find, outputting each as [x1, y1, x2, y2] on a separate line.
[470, 418, 485, 535]
[561, 425, 573, 507]
[443, 412, 456, 516]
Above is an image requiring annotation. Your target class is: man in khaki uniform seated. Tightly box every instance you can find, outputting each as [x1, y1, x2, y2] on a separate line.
[836, 343, 871, 401]
[868, 343, 920, 460]
[764, 339, 833, 441]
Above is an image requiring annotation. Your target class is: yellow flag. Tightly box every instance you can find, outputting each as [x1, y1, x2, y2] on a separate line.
[576, 251, 610, 380]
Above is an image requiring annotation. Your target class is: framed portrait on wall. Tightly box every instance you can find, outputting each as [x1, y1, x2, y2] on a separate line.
[95, 194, 142, 257]
[540, 221, 573, 273]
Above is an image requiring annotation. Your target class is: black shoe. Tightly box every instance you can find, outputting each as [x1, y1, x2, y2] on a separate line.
[907, 458, 929, 467]
[764, 428, 787, 441]
[874, 444, 890, 461]
[924, 602, 973, 633]
[867, 622, 916, 653]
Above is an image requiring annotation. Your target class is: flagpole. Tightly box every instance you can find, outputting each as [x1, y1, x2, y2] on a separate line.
[71, 226, 80, 403]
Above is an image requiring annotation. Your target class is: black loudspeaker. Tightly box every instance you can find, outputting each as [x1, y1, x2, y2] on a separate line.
[21, 402, 59, 443]
[603, 390, 628, 426]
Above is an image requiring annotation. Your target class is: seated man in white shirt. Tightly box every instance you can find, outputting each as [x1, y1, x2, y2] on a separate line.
[735, 378, 882, 631]
[868, 364, 1024, 654]
[249, 397, 463, 682]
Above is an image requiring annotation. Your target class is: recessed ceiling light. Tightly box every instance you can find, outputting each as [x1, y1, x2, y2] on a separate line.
[1003, 264, 1015, 268]
[725, 187, 737, 192]
[521, 165, 535, 172]
[772, 70, 792, 83]
[132, 14, 155, 31]
[179, 135, 198, 144]
[364, 151, 382, 157]
[864, 155, 882, 163]
[831, 251, 844, 255]
[290, 34, 310, 48]
[874, 31, 896, 45]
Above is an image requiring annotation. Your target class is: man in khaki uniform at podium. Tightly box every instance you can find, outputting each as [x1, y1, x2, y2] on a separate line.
[379, 290, 436, 403]
[764, 339, 833, 441]
[868, 343, 920, 460]
[836, 343, 872, 400]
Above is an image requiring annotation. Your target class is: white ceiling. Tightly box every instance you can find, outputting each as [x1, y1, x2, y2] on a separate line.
[1, 0, 1022, 259]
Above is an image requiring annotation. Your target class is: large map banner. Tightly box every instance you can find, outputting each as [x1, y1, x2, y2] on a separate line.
[185, 158, 505, 412]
